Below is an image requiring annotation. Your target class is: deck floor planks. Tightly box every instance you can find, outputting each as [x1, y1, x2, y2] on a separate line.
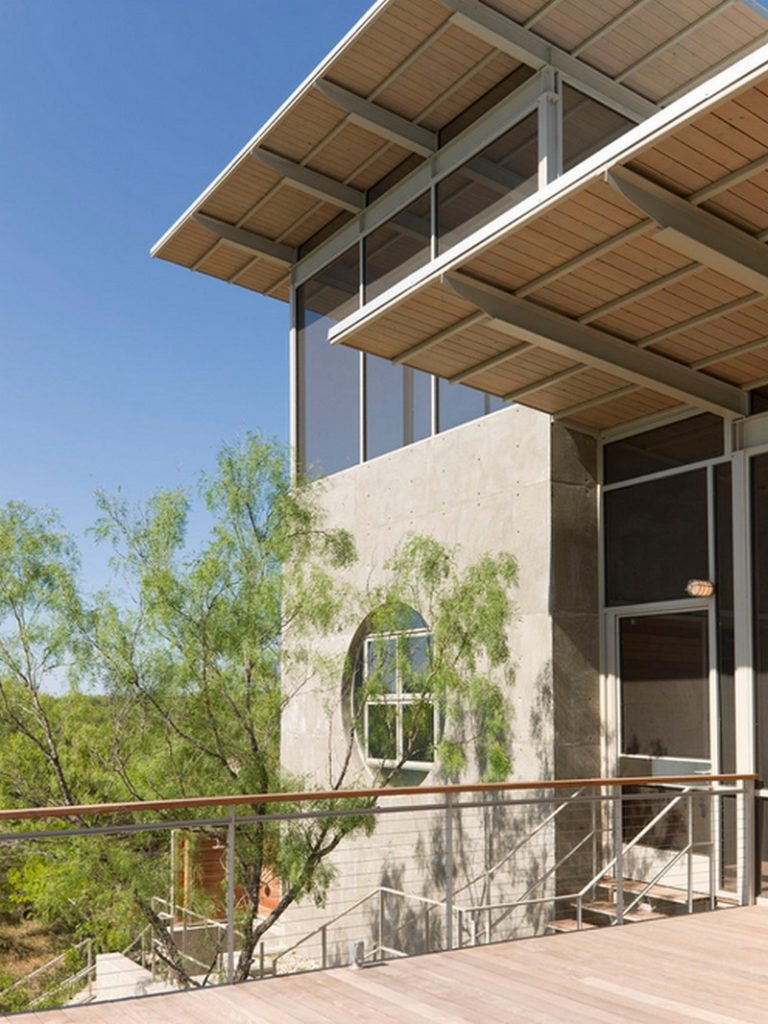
[6, 907, 768, 1024]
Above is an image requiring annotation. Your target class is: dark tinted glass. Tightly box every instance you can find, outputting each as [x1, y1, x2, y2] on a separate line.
[620, 612, 709, 760]
[605, 470, 709, 605]
[298, 246, 360, 477]
[563, 85, 632, 171]
[364, 192, 430, 302]
[751, 388, 768, 415]
[604, 414, 723, 484]
[438, 379, 486, 432]
[437, 111, 538, 254]
[752, 454, 768, 782]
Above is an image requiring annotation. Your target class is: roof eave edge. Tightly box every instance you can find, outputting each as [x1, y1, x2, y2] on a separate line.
[149, 0, 393, 258]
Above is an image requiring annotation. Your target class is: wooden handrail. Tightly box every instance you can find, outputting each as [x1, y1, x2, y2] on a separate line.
[0, 773, 755, 823]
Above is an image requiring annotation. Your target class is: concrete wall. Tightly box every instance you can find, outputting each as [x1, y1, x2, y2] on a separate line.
[283, 403, 556, 788]
[277, 405, 600, 957]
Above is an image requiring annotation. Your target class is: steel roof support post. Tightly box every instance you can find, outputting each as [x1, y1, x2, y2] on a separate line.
[537, 69, 562, 188]
[732, 450, 757, 905]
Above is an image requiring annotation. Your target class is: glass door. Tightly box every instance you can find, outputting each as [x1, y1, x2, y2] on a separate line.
[617, 609, 712, 777]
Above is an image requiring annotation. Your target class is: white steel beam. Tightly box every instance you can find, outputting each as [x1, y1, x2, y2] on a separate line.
[608, 166, 768, 295]
[444, 273, 749, 419]
[442, 0, 658, 121]
[315, 79, 437, 157]
[192, 213, 297, 265]
[251, 147, 365, 212]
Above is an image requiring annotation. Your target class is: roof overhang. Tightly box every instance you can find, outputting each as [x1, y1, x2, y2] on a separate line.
[326, 36, 768, 431]
[153, 0, 768, 433]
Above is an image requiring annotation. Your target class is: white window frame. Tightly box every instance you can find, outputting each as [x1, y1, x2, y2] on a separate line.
[361, 628, 436, 772]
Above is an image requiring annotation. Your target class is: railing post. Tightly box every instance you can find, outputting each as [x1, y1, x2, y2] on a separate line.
[445, 792, 454, 951]
[613, 786, 624, 925]
[321, 924, 328, 969]
[259, 942, 265, 980]
[378, 888, 384, 958]
[687, 790, 694, 914]
[226, 806, 236, 983]
[591, 795, 598, 886]
[457, 907, 463, 949]
[86, 938, 93, 998]
[739, 777, 756, 906]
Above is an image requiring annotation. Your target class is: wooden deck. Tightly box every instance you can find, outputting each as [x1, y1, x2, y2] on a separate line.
[7, 907, 768, 1023]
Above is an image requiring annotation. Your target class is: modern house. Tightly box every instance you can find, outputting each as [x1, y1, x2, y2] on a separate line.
[152, 0, 768, 940]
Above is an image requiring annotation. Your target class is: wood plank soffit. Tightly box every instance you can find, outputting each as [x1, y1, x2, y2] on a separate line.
[442, 272, 749, 419]
[315, 80, 437, 157]
[192, 213, 297, 265]
[442, 0, 658, 121]
[250, 148, 365, 212]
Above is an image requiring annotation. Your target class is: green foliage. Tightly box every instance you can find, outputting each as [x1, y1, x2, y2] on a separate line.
[0, 432, 519, 987]
[358, 536, 518, 782]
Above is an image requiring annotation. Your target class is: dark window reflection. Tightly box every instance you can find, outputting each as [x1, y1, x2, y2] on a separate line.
[562, 85, 633, 170]
[752, 454, 768, 782]
[437, 111, 538, 254]
[620, 612, 710, 761]
[604, 414, 724, 484]
[605, 470, 709, 606]
[364, 192, 431, 302]
[298, 246, 360, 477]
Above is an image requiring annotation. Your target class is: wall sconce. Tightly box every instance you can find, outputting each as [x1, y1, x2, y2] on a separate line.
[686, 579, 715, 598]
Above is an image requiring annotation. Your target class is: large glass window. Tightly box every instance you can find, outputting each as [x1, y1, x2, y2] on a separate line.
[620, 612, 710, 761]
[604, 414, 724, 485]
[562, 85, 633, 171]
[364, 192, 431, 303]
[365, 355, 405, 460]
[436, 111, 538, 254]
[438, 379, 487, 432]
[365, 357, 432, 461]
[297, 246, 360, 477]
[604, 470, 709, 606]
[752, 454, 768, 783]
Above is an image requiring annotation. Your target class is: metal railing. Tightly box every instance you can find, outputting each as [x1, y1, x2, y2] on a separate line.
[0, 773, 756, 1011]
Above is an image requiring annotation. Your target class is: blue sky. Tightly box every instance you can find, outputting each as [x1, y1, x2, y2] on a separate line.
[0, 0, 369, 589]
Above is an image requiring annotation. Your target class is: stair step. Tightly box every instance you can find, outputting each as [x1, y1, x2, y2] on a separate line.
[603, 877, 710, 905]
[577, 899, 666, 924]
[547, 918, 599, 934]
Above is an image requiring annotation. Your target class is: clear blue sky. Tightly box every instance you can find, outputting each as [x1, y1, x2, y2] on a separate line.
[0, 0, 369, 589]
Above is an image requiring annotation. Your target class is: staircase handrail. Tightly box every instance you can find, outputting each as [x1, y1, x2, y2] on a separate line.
[576, 787, 690, 900]
[451, 786, 585, 899]
[0, 937, 92, 998]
